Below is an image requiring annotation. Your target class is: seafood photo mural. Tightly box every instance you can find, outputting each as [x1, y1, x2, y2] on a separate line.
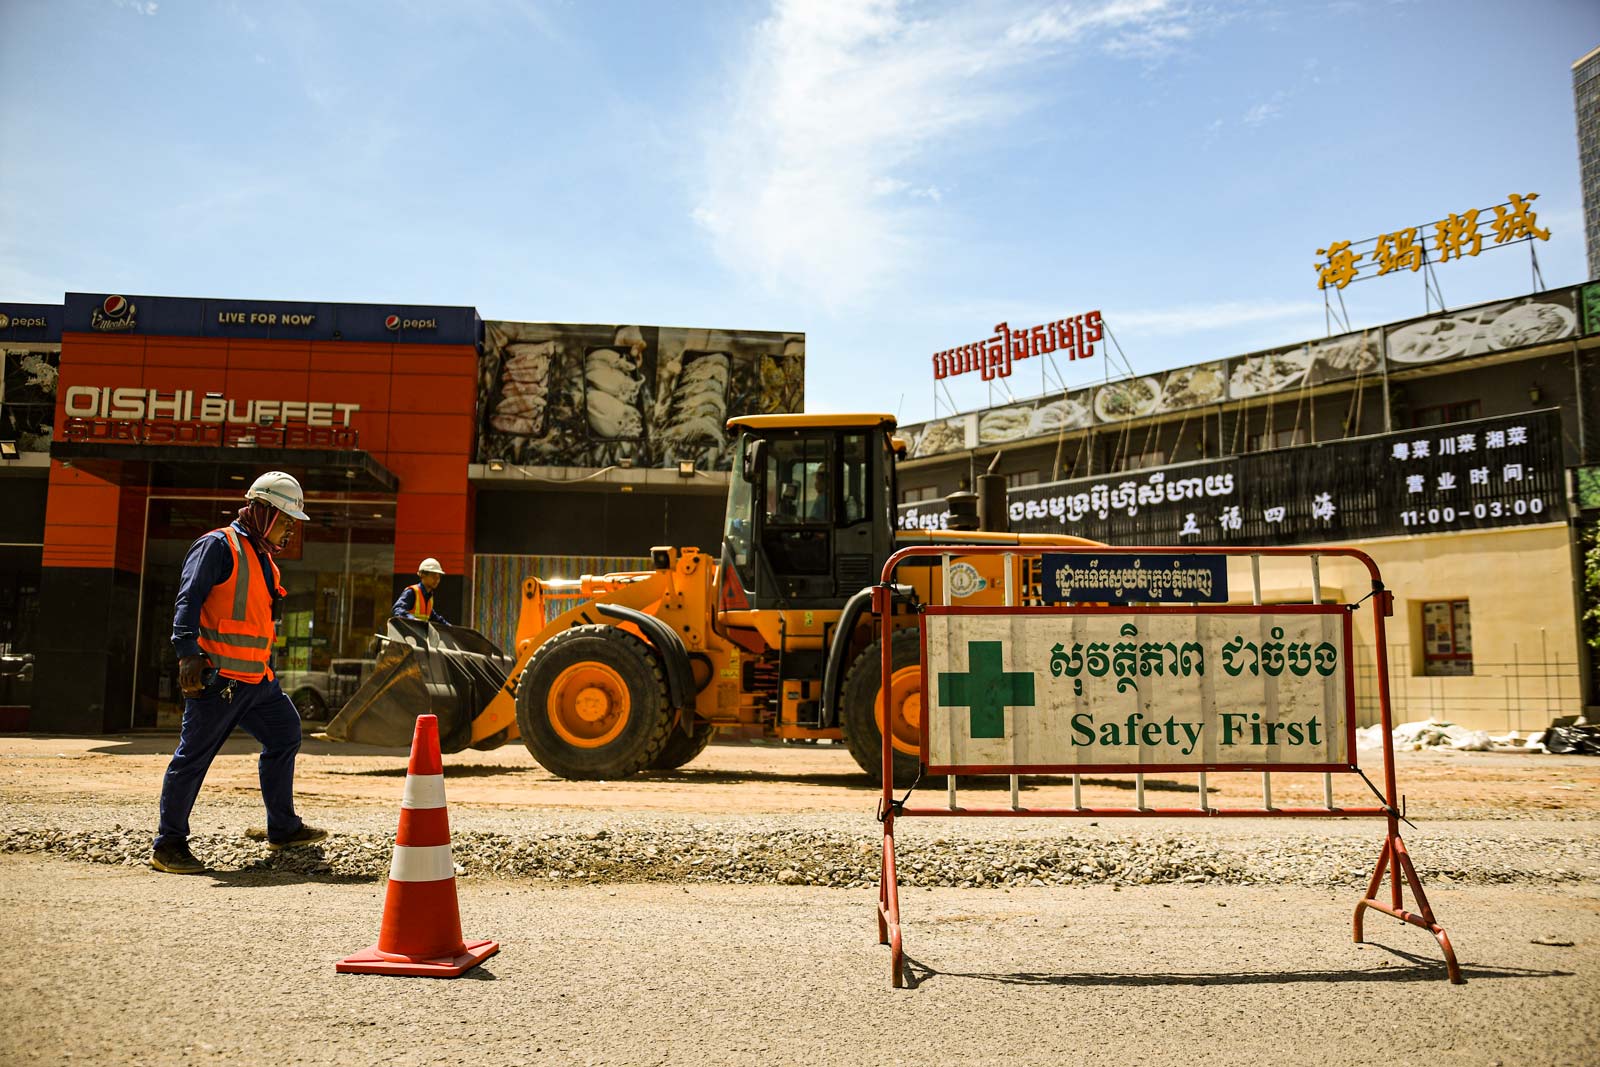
[1, 344, 59, 453]
[477, 321, 803, 470]
[1385, 294, 1576, 366]
[893, 289, 1580, 461]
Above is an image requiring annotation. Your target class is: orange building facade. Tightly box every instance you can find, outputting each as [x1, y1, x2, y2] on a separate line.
[35, 293, 480, 732]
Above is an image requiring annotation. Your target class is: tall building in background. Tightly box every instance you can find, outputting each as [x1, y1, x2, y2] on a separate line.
[1577, 45, 1600, 279]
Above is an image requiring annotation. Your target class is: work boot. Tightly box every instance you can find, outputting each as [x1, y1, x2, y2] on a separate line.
[151, 840, 206, 874]
[267, 825, 329, 851]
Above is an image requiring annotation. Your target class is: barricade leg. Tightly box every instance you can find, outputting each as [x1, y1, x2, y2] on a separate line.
[878, 813, 905, 987]
[1353, 828, 1462, 984]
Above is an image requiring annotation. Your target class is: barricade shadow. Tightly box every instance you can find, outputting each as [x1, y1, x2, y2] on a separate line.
[897, 948, 1566, 990]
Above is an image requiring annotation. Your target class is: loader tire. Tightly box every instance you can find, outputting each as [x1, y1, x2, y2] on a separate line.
[515, 625, 672, 781]
[647, 716, 717, 771]
[840, 628, 933, 789]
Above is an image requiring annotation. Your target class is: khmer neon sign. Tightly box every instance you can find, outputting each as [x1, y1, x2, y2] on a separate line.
[932, 311, 1103, 381]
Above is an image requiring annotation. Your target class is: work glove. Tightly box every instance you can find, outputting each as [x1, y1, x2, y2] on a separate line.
[178, 655, 210, 698]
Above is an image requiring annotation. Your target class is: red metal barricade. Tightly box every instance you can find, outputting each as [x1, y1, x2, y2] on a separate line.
[871, 544, 1461, 987]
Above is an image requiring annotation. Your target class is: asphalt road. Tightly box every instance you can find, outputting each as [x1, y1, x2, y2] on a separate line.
[2, 855, 1596, 1067]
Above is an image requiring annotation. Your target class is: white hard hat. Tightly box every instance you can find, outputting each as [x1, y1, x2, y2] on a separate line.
[418, 558, 445, 576]
[245, 471, 309, 520]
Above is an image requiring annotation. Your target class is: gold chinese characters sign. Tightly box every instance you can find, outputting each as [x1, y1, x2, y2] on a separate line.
[1315, 194, 1550, 291]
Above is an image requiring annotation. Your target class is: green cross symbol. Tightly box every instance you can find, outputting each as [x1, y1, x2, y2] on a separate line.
[937, 641, 1036, 739]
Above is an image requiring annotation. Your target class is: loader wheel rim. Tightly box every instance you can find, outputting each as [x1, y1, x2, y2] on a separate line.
[548, 663, 631, 748]
[876, 665, 923, 757]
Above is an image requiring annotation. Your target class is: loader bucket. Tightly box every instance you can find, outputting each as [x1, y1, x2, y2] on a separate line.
[324, 618, 513, 753]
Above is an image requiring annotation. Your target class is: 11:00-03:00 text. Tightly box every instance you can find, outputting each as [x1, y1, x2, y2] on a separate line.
[1398, 496, 1548, 529]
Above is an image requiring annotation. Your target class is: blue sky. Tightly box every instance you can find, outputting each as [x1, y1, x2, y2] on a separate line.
[2, 0, 1597, 424]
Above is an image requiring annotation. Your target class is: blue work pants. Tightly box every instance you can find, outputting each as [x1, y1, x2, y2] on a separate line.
[155, 676, 304, 849]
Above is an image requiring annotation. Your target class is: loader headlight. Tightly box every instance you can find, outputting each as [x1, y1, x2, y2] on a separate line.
[651, 547, 673, 570]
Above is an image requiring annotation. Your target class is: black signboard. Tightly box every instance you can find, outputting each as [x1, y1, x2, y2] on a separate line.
[1040, 553, 1229, 604]
[61, 293, 481, 346]
[899, 410, 1565, 547]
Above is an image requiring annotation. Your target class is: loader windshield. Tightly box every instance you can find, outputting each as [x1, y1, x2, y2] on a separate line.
[723, 435, 755, 569]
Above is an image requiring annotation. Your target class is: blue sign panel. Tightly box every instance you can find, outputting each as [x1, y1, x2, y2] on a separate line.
[1041, 553, 1229, 604]
[0, 302, 63, 343]
[62, 293, 480, 346]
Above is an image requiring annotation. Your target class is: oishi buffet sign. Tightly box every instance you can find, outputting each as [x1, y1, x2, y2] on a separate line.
[60, 386, 362, 448]
[921, 606, 1355, 774]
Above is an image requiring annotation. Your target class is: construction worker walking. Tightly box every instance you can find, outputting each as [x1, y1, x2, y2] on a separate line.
[152, 471, 327, 874]
[393, 557, 451, 625]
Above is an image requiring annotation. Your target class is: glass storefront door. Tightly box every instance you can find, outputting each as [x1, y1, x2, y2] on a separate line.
[132, 496, 396, 729]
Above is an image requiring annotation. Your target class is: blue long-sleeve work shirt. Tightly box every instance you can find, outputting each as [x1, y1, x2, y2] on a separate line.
[171, 521, 282, 661]
[392, 585, 449, 626]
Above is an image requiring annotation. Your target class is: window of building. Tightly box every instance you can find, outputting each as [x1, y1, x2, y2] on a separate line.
[1005, 470, 1039, 488]
[1123, 449, 1165, 471]
[1411, 400, 1481, 428]
[902, 484, 940, 504]
[1421, 599, 1473, 676]
[1245, 428, 1306, 452]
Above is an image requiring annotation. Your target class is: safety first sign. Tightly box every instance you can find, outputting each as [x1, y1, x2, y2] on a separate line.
[921, 607, 1355, 774]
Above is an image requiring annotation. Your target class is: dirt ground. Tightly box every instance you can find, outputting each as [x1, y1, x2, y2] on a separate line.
[4, 733, 1598, 819]
[1, 855, 1597, 1067]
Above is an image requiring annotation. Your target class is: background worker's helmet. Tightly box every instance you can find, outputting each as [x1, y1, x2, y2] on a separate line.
[245, 471, 310, 520]
[418, 558, 445, 577]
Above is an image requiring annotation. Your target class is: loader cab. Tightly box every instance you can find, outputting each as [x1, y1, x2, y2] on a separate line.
[720, 414, 899, 610]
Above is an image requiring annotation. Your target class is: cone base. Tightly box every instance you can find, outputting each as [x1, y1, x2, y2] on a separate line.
[336, 938, 499, 977]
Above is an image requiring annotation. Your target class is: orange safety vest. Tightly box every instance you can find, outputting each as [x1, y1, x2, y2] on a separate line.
[196, 526, 284, 683]
[406, 583, 433, 621]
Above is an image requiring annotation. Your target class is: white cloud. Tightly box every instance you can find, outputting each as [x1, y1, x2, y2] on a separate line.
[112, 0, 159, 15]
[693, 0, 1204, 308]
[1114, 299, 1324, 335]
[1242, 101, 1281, 125]
[1008, 0, 1193, 56]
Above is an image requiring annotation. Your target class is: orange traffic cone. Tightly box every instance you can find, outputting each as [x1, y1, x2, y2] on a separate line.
[337, 714, 499, 977]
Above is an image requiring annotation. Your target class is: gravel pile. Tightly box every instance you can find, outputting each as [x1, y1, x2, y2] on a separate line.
[4, 821, 1596, 889]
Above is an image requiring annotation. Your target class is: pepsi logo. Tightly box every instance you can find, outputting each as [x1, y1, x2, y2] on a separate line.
[89, 295, 137, 332]
[384, 315, 400, 331]
[0, 314, 8, 330]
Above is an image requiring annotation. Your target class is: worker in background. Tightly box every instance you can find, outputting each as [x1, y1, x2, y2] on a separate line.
[152, 471, 328, 874]
[393, 558, 451, 625]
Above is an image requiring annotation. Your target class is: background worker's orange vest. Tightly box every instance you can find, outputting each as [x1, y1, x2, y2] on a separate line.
[407, 583, 433, 620]
[196, 527, 284, 683]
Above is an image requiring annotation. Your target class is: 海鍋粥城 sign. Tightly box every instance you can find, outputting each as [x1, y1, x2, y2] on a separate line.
[922, 608, 1354, 774]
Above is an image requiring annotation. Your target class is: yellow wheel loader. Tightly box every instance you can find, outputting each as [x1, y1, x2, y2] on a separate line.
[327, 414, 1097, 783]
